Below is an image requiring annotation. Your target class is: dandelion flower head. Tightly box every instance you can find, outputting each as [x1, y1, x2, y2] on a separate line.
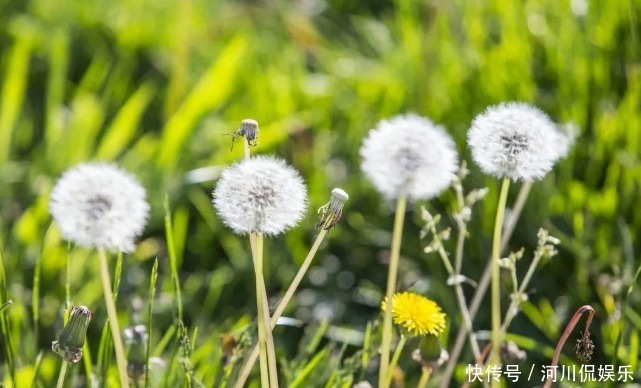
[49, 163, 150, 252]
[468, 102, 567, 181]
[212, 156, 307, 236]
[381, 292, 447, 337]
[360, 114, 458, 201]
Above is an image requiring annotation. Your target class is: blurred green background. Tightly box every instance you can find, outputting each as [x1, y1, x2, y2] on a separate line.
[0, 0, 640, 386]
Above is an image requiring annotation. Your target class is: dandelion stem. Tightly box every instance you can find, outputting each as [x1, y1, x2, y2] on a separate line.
[97, 247, 130, 388]
[235, 229, 329, 388]
[489, 178, 510, 380]
[250, 233, 271, 388]
[257, 234, 279, 388]
[441, 182, 531, 388]
[379, 194, 407, 388]
[386, 335, 406, 387]
[417, 366, 432, 388]
[56, 361, 68, 388]
[543, 305, 595, 388]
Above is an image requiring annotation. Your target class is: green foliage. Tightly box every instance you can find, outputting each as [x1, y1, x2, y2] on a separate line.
[0, 0, 640, 386]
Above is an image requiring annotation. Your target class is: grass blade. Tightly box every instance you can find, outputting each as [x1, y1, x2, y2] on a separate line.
[145, 258, 159, 388]
[164, 195, 183, 321]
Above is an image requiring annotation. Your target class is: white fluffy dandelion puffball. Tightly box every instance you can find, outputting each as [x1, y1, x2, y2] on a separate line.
[359, 114, 459, 201]
[468, 102, 567, 181]
[49, 163, 150, 253]
[212, 156, 308, 236]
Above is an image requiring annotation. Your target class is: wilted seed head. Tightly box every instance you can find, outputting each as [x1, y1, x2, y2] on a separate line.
[360, 114, 458, 201]
[231, 119, 259, 150]
[52, 306, 93, 363]
[49, 163, 150, 253]
[316, 188, 349, 230]
[468, 102, 568, 181]
[213, 156, 308, 236]
[124, 324, 148, 379]
[575, 331, 594, 362]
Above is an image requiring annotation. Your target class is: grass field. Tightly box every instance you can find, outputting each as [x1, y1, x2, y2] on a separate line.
[0, 0, 640, 386]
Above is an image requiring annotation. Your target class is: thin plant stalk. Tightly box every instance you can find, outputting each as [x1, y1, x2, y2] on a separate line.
[417, 366, 432, 388]
[145, 259, 159, 388]
[542, 305, 595, 388]
[56, 361, 68, 388]
[441, 182, 531, 388]
[255, 234, 278, 387]
[97, 247, 130, 388]
[379, 194, 407, 388]
[489, 177, 510, 379]
[435, 244, 480, 359]
[234, 228, 329, 388]
[250, 233, 273, 388]
[386, 335, 406, 387]
[500, 249, 545, 334]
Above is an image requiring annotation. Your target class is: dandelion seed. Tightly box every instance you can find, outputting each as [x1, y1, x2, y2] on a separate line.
[381, 292, 447, 337]
[52, 306, 93, 363]
[467, 102, 568, 181]
[49, 163, 150, 253]
[360, 114, 458, 200]
[212, 156, 308, 236]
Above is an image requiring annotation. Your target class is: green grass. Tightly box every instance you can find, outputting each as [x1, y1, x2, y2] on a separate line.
[0, 0, 640, 386]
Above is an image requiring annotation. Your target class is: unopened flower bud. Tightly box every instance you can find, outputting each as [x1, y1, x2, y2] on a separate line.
[124, 324, 149, 379]
[316, 188, 349, 230]
[52, 306, 93, 363]
[231, 119, 259, 150]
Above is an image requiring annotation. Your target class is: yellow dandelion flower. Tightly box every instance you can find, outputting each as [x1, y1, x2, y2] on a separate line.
[381, 292, 446, 337]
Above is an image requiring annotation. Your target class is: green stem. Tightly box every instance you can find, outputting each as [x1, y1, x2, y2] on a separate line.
[56, 361, 68, 388]
[440, 182, 531, 388]
[234, 229, 329, 388]
[250, 234, 270, 388]
[379, 195, 407, 388]
[386, 335, 407, 387]
[417, 366, 431, 388]
[98, 247, 130, 388]
[256, 235, 279, 388]
[489, 178, 510, 380]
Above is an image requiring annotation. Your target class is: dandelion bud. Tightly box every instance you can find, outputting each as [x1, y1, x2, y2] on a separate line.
[360, 114, 458, 200]
[213, 156, 308, 236]
[232, 119, 259, 150]
[52, 306, 93, 363]
[468, 102, 568, 181]
[49, 163, 150, 253]
[316, 188, 349, 230]
[124, 324, 148, 379]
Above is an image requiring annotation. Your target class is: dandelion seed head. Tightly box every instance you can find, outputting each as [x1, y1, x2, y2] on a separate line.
[381, 292, 447, 337]
[360, 114, 458, 200]
[468, 102, 567, 181]
[49, 163, 150, 253]
[212, 156, 307, 235]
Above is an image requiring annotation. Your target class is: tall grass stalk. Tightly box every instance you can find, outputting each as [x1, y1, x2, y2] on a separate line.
[379, 194, 407, 388]
[234, 228, 330, 387]
[165, 196, 184, 320]
[145, 259, 159, 388]
[489, 178, 510, 381]
[0, 246, 15, 379]
[97, 247, 130, 388]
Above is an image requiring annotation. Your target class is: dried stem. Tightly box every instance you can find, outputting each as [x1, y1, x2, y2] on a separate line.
[543, 305, 595, 388]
